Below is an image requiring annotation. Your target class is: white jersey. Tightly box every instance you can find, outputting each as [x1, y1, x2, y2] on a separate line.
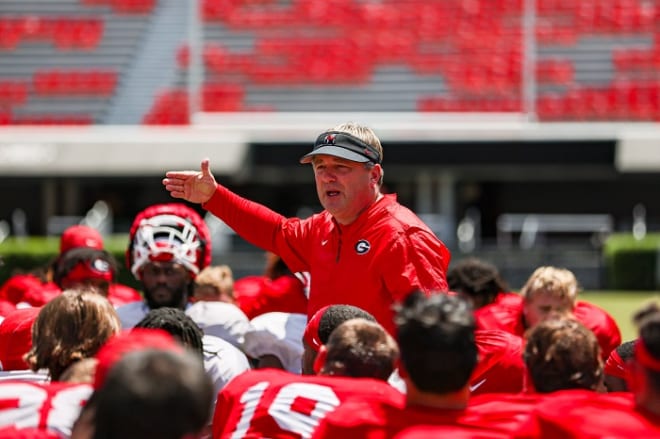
[0, 381, 92, 436]
[0, 369, 49, 383]
[186, 301, 252, 349]
[115, 301, 151, 329]
[242, 312, 307, 374]
[202, 334, 252, 403]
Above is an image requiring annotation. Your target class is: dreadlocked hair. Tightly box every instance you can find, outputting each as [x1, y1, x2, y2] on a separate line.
[134, 307, 204, 358]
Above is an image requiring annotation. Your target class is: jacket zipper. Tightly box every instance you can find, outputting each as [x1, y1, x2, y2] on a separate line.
[336, 226, 342, 263]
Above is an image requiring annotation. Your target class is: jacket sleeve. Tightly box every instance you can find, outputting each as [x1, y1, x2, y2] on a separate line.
[381, 229, 450, 303]
[202, 185, 312, 272]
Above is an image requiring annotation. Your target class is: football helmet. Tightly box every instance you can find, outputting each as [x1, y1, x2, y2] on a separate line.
[127, 203, 211, 279]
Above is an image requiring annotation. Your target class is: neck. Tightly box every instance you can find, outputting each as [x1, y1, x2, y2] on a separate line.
[405, 381, 470, 410]
[336, 191, 384, 226]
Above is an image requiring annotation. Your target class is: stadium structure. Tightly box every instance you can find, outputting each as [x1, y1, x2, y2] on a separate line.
[1, 0, 660, 287]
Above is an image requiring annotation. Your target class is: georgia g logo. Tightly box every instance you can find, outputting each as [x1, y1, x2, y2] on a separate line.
[355, 239, 371, 255]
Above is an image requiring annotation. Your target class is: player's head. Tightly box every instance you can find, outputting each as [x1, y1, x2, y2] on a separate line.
[25, 289, 121, 381]
[524, 317, 603, 393]
[629, 301, 660, 408]
[78, 348, 213, 439]
[521, 266, 579, 328]
[127, 203, 211, 310]
[193, 265, 234, 303]
[604, 339, 635, 392]
[447, 257, 508, 309]
[53, 247, 118, 297]
[60, 225, 104, 254]
[93, 328, 183, 390]
[317, 318, 399, 381]
[134, 307, 204, 359]
[301, 304, 377, 375]
[395, 291, 477, 394]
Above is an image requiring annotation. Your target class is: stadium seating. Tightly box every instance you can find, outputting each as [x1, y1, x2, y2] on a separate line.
[1, 0, 660, 123]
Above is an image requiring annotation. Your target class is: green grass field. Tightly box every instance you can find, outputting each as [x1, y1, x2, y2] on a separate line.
[581, 291, 660, 342]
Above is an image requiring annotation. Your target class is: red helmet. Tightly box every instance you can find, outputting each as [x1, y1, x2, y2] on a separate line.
[126, 203, 211, 279]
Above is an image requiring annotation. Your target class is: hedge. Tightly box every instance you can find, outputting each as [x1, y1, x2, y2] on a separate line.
[603, 233, 660, 290]
[0, 235, 142, 290]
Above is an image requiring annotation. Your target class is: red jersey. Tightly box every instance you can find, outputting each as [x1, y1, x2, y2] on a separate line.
[471, 329, 525, 395]
[475, 294, 621, 359]
[312, 395, 528, 439]
[204, 188, 450, 336]
[233, 275, 308, 319]
[0, 381, 92, 436]
[515, 390, 660, 438]
[468, 392, 540, 435]
[212, 368, 403, 439]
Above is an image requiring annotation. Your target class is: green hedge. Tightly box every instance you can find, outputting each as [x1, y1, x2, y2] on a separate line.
[0, 235, 142, 291]
[604, 233, 660, 290]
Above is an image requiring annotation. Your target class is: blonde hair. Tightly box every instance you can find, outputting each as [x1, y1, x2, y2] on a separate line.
[194, 265, 234, 299]
[520, 266, 579, 306]
[25, 288, 121, 381]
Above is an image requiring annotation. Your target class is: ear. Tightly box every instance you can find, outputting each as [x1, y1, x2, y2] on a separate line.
[371, 165, 381, 183]
[313, 345, 328, 375]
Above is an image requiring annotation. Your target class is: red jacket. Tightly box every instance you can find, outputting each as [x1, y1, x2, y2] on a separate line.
[204, 187, 450, 336]
[475, 293, 621, 360]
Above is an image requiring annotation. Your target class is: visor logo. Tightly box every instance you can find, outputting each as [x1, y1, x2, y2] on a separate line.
[92, 258, 111, 273]
[355, 239, 371, 255]
[324, 134, 336, 144]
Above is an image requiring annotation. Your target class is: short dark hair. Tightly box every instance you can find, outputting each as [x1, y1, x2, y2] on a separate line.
[524, 317, 603, 393]
[447, 258, 508, 307]
[615, 339, 636, 361]
[633, 302, 660, 392]
[318, 305, 376, 345]
[323, 319, 398, 381]
[394, 291, 477, 393]
[134, 308, 204, 358]
[89, 349, 214, 439]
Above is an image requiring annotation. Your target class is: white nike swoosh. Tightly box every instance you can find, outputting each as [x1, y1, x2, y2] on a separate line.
[321, 240, 328, 246]
[469, 378, 487, 392]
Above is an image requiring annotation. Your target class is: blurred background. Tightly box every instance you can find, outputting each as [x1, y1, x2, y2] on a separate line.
[1, 0, 660, 295]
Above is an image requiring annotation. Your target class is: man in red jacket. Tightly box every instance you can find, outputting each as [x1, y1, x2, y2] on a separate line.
[163, 122, 451, 336]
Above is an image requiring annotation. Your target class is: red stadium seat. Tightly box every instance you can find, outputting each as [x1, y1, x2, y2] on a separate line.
[0, 81, 28, 106]
[201, 84, 244, 112]
[32, 69, 117, 95]
[536, 59, 574, 84]
[0, 19, 22, 49]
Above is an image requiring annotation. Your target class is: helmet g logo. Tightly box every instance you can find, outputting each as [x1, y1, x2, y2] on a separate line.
[355, 239, 371, 255]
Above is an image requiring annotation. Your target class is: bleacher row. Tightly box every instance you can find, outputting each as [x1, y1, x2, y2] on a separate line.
[0, 0, 659, 125]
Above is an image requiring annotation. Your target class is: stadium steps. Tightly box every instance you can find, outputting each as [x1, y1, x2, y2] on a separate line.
[0, 0, 152, 123]
[105, 0, 186, 124]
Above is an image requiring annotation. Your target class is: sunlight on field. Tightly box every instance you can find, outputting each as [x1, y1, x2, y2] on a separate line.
[582, 291, 660, 342]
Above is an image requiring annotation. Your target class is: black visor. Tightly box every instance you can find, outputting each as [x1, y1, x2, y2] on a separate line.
[299, 131, 382, 165]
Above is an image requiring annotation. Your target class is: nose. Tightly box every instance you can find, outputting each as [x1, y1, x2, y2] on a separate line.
[319, 169, 336, 182]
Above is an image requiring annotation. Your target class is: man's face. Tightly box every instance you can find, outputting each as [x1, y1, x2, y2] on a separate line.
[523, 292, 573, 328]
[140, 261, 191, 310]
[312, 155, 379, 225]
